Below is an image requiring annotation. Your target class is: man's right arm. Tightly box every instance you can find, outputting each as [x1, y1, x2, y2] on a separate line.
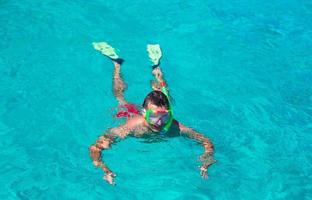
[89, 116, 146, 185]
[89, 126, 128, 184]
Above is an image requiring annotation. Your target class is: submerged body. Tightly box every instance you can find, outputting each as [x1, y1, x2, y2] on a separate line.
[89, 43, 215, 185]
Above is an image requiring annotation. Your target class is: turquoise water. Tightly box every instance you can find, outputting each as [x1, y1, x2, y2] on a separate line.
[1, 0, 312, 199]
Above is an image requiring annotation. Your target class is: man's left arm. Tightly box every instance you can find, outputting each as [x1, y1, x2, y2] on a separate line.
[175, 120, 216, 179]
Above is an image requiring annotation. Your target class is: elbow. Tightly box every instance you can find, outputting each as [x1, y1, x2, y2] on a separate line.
[204, 142, 214, 153]
[210, 143, 214, 152]
[96, 140, 111, 149]
[89, 139, 110, 155]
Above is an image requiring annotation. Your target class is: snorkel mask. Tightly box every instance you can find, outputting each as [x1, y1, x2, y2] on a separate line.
[144, 83, 173, 132]
[144, 108, 173, 132]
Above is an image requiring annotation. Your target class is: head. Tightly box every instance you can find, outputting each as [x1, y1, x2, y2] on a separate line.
[143, 90, 170, 110]
[142, 91, 172, 131]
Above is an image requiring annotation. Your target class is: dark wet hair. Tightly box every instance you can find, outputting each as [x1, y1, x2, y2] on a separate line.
[143, 91, 170, 109]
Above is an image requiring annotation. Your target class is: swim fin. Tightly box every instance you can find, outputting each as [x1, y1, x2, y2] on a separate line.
[147, 44, 162, 67]
[92, 42, 119, 60]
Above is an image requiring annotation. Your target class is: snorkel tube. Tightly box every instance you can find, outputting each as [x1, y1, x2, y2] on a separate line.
[160, 81, 173, 132]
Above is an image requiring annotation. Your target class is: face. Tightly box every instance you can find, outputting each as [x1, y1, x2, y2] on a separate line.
[145, 103, 171, 131]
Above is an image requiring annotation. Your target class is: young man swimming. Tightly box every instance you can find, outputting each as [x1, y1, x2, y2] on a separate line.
[89, 42, 216, 185]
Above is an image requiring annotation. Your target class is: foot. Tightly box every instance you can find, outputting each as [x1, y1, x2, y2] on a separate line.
[104, 171, 116, 185]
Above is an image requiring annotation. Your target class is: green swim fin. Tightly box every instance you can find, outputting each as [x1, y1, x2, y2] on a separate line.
[147, 44, 162, 67]
[92, 42, 119, 60]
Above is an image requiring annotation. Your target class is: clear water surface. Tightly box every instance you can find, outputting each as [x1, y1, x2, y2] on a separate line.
[0, 0, 311, 199]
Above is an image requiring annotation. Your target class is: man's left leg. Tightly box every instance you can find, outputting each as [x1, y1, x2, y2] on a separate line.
[92, 42, 128, 105]
[112, 60, 128, 105]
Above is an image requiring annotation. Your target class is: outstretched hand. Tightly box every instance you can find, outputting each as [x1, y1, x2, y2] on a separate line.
[104, 172, 116, 185]
[92, 161, 117, 185]
[200, 165, 209, 179]
[199, 161, 216, 179]
[199, 152, 216, 179]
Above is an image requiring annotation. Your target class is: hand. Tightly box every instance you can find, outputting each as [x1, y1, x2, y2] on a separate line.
[199, 153, 216, 179]
[104, 171, 116, 185]
[200, 165, 209, 179]
[199, 161, 216, 179]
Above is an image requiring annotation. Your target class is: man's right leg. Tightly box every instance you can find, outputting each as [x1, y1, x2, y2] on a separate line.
[146, 44, 169, 91]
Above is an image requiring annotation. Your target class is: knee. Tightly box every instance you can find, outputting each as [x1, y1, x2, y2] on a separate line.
[95, 140, 110, 149]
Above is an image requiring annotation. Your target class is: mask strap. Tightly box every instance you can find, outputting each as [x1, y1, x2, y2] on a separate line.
[144, 109, 152, 124]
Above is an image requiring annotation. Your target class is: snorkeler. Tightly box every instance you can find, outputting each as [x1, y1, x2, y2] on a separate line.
[89, 42, 216, 185]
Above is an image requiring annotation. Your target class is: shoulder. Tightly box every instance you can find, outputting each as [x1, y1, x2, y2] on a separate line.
[172, 119, 182, 128]
[172, 119, 190, 133]
[124, 115, 147, 130]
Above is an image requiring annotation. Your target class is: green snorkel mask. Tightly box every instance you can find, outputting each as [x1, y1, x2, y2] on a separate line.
[144, 85, 173, 132]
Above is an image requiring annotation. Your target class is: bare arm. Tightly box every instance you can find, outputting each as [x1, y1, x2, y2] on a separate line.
[175, 120, 216, 179]
[89, 126, 128, 185]
[89, 116, 145, 185]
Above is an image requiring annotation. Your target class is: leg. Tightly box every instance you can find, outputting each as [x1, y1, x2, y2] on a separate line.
[150, 66, 168, 91]
[146, 44, 169, 91]
[92, 42, 128, 104]
[112, 61, 128, 105]
[150, 66, 162, 91]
